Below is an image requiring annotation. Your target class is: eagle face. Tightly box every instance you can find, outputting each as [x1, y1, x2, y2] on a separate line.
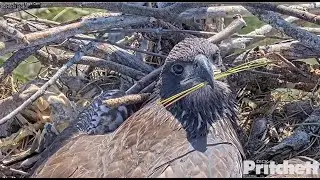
[158, 38, 235, 138]
[159, 38, 222, 100]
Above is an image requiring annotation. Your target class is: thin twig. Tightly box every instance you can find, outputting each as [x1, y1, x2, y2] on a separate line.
[271, 53, 309, 77]
[28, 17, 61, 26]
[3, 15, 48, 32]
[0, 164, 29, 176]
[97, 28, 204, 35]
[116, 33, 140, 45]
[248, 70, 282, 78]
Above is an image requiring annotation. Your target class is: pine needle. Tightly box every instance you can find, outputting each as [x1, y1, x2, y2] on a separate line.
[160, 82, 207, 108]
[159, 57, 274, 108]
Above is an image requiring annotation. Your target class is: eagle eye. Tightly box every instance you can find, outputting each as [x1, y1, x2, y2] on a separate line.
[171, 63, 184, 75]
[211, 52, 220, 63]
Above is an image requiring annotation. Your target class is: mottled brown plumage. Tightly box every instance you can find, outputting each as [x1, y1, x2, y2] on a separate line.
[32, 38, 244, 178]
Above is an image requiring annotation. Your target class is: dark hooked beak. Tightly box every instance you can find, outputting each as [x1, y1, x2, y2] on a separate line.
[180, 54, 216, 89]
[196, 56, 215, 88]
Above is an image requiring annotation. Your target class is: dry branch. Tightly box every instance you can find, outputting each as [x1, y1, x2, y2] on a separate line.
[218, 2, 320, 56]
[126, 68, 162, 95]
[208, 15, 247, 44]
[301, 27, 320, 34]
[64, 37, 154, 74]
[0, 45, 43, 82]
[73, 36, 168, 59]
[0, 15, 151, 56]
[116, 33, 141, 45]
[102, 28, 209, 37]
[180, 3, 320, 19]
[0, 18, 29, 44]
[219, 16, 299, 57]
[101, 28, 289, 40]
[245, 6, 320, 52]
[270, 53, 309, 78]
[0, 164, 29, 176]
[140, 81, 157, 94]
[35, 50, 146, 80]
[2, 14, 50, 33]
[248, 69, 282, 79]
[245, 3, 320, 26]
[225, 40, 320, 64]
[180, 5, 253, 19]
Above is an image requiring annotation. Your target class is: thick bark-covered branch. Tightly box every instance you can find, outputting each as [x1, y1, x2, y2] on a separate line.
[180, 3, 320, 20]
[245, 3, 320, 26]
[245, 6, 320, 52]
[0, 45, 43, 82]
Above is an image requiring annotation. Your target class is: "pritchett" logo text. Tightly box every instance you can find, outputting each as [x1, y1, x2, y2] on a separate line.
[243, 160, 320, 175]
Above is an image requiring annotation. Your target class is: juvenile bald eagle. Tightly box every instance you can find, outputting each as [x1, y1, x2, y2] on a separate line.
[32, 38, 244, 178]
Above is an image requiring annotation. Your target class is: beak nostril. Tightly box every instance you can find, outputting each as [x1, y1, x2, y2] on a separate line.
[194, 62, 199, 69]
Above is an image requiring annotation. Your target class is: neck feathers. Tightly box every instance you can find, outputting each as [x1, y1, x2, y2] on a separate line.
[167, 81, 238, 138]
